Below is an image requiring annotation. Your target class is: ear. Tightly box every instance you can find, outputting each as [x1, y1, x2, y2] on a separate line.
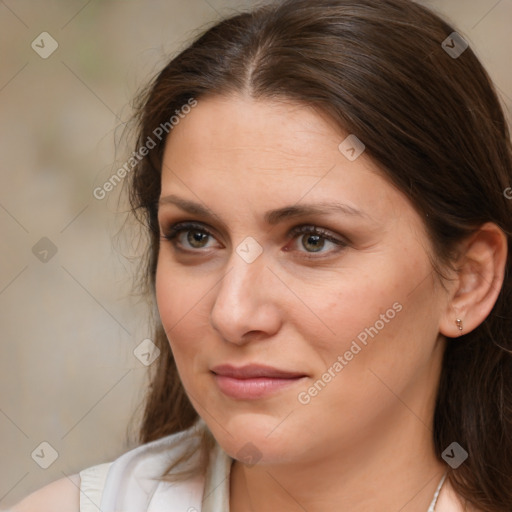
[439, 222, 508, 338]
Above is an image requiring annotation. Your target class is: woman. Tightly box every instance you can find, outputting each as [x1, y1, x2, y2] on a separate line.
[9, 0, 512, 510]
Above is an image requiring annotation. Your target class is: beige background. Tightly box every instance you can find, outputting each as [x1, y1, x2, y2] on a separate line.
[0, 0, 511, 507]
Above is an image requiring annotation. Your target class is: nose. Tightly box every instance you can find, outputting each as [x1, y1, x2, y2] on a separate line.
[210, 248, 282, 345]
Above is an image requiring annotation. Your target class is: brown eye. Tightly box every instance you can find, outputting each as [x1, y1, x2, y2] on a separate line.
[288, 225, 348, 256]
[161, 221, 218, 252]
[301, 233, 325, 252]
[186, 229, 210, 248]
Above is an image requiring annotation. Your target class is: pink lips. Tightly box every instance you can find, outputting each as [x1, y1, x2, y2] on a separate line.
[211, 364, 306, 400]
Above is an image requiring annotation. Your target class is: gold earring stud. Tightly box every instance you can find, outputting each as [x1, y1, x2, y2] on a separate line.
[456, 318, 463, 331]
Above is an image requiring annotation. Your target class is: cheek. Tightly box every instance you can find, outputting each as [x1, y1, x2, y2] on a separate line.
[155, 259, 211, 358]
[301, 265, 400, 355]
[306, 248, 435, 379]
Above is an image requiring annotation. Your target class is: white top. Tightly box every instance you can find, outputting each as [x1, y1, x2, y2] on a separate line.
[78, 420, 458, 511]
[80, 420, 230, 512]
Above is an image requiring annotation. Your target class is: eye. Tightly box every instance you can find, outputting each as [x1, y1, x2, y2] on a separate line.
[160, 221, 348, 257]
[286, 225, 348, 256]
[160, 221, 219, 251]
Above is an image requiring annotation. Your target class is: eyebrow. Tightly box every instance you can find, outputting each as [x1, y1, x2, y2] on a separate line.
[158, 194, 370, 226]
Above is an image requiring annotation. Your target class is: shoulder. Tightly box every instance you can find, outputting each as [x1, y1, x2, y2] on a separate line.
[8, 462, 112, 512]
[7, 421, 215, 512]
[8, 473, 81, 512]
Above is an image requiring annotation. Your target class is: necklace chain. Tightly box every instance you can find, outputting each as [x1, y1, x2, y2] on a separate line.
[428, 472, 448, 512]
[240, 468, 448, 512]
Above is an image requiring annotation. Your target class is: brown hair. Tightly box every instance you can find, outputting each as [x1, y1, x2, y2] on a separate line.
[126, 0, 512, 509]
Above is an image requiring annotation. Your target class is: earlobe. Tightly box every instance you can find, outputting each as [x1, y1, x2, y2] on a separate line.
[439, 222, 508, 338]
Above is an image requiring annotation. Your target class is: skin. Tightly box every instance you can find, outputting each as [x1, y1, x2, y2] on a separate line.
[8, 95, 506, 512]
[156, 93, 500, 512]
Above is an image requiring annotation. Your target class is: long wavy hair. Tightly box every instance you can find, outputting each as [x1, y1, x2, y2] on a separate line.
[125, 0, 512, 509]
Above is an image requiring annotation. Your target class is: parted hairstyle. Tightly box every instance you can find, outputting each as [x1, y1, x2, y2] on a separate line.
[126, 0, 512, 509]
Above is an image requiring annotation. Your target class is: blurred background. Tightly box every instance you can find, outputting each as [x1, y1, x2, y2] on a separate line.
[0, 0, 511, 507]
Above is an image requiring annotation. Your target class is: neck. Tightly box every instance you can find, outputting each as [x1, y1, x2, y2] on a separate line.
[229, 408, 447, 512]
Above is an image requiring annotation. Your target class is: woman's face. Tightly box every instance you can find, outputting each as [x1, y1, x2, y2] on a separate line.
[156, 94, 449, 465]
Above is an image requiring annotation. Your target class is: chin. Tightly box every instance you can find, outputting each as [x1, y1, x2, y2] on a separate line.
[202, 411, 305, 466]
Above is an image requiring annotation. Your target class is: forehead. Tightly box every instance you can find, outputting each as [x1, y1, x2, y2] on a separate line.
[164, 94, 342, 170]
[159, 94, 407, 222]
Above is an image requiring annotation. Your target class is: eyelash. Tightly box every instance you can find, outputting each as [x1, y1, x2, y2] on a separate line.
[160, 221, 348, 258]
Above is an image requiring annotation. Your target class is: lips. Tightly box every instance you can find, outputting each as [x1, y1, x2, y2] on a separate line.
[211, 364, 306, 379]
[210, 364, 307, 400]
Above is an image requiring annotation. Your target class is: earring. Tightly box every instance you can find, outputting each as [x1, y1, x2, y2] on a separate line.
[456, 318, 463, 331]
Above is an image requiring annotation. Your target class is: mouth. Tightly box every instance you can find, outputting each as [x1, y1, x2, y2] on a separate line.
[210, 364, 307, 400]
